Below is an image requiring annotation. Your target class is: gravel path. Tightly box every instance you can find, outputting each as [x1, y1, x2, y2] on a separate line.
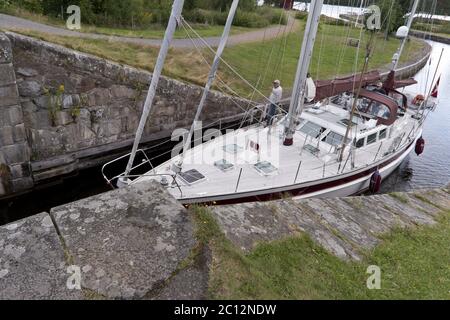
[0, 13, 298, 48]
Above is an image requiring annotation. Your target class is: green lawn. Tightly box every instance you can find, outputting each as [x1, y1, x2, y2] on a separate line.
[5, 21, 425, 100]
[220, 22, 425, 98]
[192, 206, 450, 300]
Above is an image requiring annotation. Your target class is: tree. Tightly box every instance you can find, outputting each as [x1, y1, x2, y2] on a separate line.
[376, 0, 409, 36]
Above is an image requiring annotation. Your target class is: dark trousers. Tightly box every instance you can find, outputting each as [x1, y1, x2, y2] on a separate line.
[266, 103, 277, 125]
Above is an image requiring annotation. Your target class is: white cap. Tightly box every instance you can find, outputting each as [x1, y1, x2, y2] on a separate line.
[273, 80, 280, 85]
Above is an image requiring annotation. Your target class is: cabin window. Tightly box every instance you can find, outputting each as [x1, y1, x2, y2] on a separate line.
[254, 161, 278, 176]
[214, 159, 234, 172]
[355, 138, 365, 148]
[367, 133, 378, 145]
[390, 92, 405, 108]
[299, 121, 326, 139]
[369, 103, 391, 119]
[179, 169, 206, 186]
[379, 129, 387, 140]
[303, 144, 321, 156]
[323, 131, 344, 146]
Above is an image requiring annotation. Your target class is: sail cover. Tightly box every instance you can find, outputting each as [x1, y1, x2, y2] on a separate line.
[314, 71, 381, 101]
[306, 77, 317, 102]
[383, 70, 417, 90]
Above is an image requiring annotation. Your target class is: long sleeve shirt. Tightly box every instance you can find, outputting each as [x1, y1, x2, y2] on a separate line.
[269, 86, 283, 104]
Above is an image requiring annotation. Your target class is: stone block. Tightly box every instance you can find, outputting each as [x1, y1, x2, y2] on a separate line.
[0, 64, 16, 86]
[16, 67, 38, 78]
[23, 109, 52, 129]
[110, 85, 136, 99]
[18, 80, 42, 98]
[33, 95, 51, 109]
[62, 95, 73, 109]
[12, 176, 34, 192]
[6, 105, 24, 126]
[50, 181, 196, 299]
[1, 143, 30, 165]
[0, 33, 12, 64]
[55, 111, 73, 126]
[13, 123, 27, 143]
[86, 88, 111, 106]
[0, 213, 83, 300]
[9, 163, 31, 179]
[0, 126, 14, 147]
[0, 85, 20, 108]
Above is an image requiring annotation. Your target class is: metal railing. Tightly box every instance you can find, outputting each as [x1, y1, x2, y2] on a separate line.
[101, 149, 154, 187]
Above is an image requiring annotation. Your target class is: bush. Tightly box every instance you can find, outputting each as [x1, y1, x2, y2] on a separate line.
[295, 11, 308, 20]
[184, 6, 287, 28]
[320, 15, 349, 26]
[413, 21, 450, 35]
[0, 0, 11, 10]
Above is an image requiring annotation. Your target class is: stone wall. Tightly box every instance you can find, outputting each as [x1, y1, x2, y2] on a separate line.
[410, 30, 450, 45]
[0, 31, 249, 197]
[0, 34, 32, 197]
[0, 181, 448, 299]
[0, 181, 204, 300]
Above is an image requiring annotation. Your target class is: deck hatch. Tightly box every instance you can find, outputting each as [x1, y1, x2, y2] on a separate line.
[214, 159, 234, 172]
[179, 169, 206, 185]
[254, 161, 278, 176]
[303, 144, 320, 156]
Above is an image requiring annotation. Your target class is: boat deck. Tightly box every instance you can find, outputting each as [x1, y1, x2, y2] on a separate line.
[135, 104, 420, 202]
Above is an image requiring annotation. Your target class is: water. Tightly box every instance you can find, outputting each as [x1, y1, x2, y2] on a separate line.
[292, 2, 449, 21]
[293, 2, 363, 19]
[381, 41, 450, 192]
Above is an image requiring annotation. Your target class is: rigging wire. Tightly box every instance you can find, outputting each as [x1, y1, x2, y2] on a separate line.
[179, 19, 285, 122]
[180, 16, 276, 105]
[270, 0, 291, 81]
[314, 0, 331, 80]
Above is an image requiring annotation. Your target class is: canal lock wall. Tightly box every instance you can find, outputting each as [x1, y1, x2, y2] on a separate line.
[0, 181, 448, 299]
[0, 31, 250, 199]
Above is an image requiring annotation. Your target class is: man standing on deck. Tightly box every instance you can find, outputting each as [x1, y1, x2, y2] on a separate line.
[266, 80, 283, 125]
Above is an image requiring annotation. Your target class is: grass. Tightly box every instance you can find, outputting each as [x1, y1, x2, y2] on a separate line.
[192, 206, 450, 300]
[220, 22, 426, 98]
[389, 192, 410, 204]
[5, 22, 426, 101]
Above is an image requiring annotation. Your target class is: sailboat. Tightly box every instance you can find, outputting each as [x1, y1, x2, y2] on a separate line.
[102, 0, 437, 205]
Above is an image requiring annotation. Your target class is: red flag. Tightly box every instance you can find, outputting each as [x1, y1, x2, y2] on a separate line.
[431, 76, 440, 98]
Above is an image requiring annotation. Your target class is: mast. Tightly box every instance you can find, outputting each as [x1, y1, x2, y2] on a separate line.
[392, 0, 420, 70]
[338, 31, 377, 163]
[283, 0, 324, 146]
[177, 0, 240, 170]
[123, 0, 185, 180]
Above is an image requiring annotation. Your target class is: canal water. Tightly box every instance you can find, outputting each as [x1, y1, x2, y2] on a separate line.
[0, 41, 449, 225]
[380, 40, 450, 192]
